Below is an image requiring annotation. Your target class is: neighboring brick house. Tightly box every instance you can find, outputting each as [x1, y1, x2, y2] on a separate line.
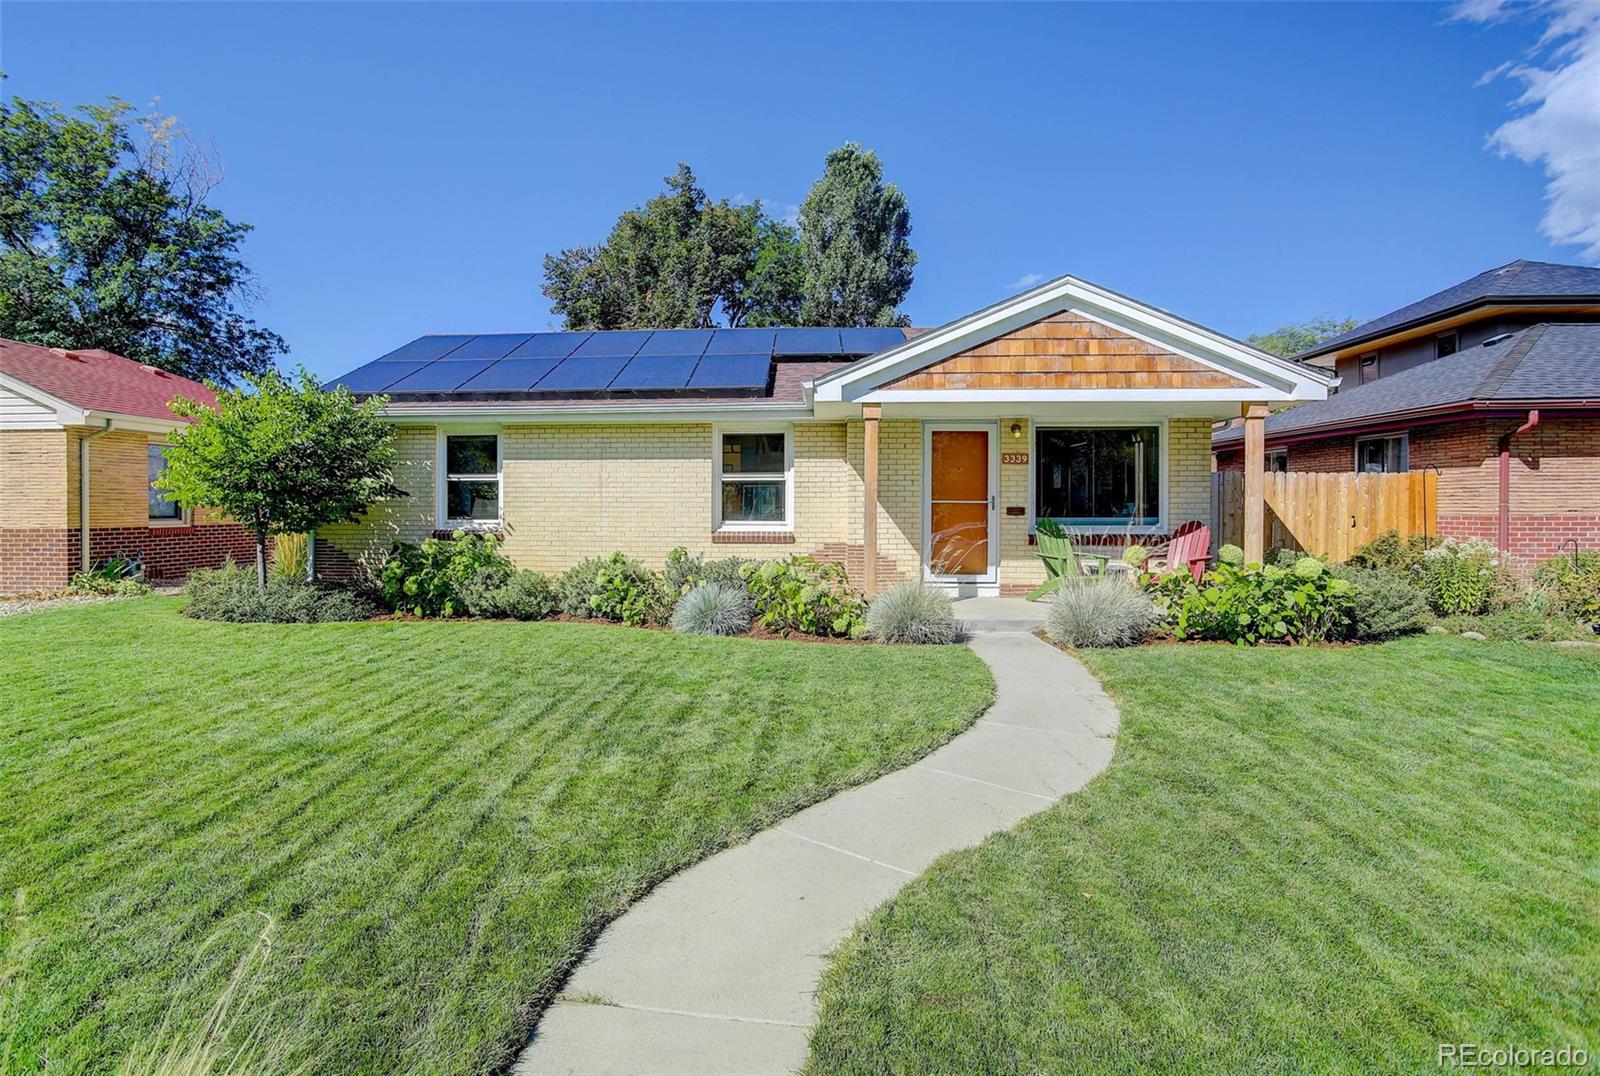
[1214, 260, 1600, 565]
[0, 338, 257, 593]
[319, 274, 1327, 596]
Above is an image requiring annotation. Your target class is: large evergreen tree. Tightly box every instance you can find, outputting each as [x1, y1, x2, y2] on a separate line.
[0, 95, 286, 383]
[797, 142, 915, 327]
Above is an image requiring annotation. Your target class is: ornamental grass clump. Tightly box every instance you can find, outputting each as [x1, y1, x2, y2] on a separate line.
[670, 581, 754, 636]
[1047, 577, 1161, 649]
[866, 581, 959, 644]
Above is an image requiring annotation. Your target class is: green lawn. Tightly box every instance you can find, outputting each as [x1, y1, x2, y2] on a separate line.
[806, 637, 1599, 1074]
[0, 597, 993, 1074]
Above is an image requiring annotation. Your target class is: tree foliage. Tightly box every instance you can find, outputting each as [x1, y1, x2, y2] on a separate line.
[157, 370, 402, 584]
[798, 142, 916, 327]
[0, 94, 286, 383]
[1247, 315, 1359, 359]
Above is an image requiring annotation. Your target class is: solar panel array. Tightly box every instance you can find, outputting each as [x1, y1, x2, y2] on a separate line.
[326, 327, 908, 396]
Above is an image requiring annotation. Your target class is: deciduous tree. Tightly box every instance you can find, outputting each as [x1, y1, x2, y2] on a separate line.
[1247, 315, 1359, 359]
[798, 143, 915, 327]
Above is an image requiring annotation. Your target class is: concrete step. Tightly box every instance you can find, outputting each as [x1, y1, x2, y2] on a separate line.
[951, 596, 1048, 634]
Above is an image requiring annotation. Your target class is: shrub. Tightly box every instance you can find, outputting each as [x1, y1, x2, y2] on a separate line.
[557, 552, 667, 625]
[1143, 559, 1354, 645]
[459, 569, 557, 620]
[1047, 577, 1161, 648]
[68, 557, 149, 597]
[662, 548, 749, 596]
[1349, 530, 1436, 575]
[1534, 551, 1600, 626]
[1121, 544, 1149, 569]
[378, 532, 510, 617]
[670, 581, 754, 636]
[1266, 547, 1303, 569]
[866, 581, 959, 644]
[1435, 608, 1595, 642]
[182, 562, 377, 623]
[741, 556, 867, 638]
[1218, 543, 1244, 566]
[271, 533, 308, 581]
[1419, 537, 1515, 616]
[1329, 565, 1430, 640]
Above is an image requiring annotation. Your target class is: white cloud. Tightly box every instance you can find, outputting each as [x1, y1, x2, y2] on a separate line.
[1456, 0, 1600, 261]
[1005, 272, 1046, 290]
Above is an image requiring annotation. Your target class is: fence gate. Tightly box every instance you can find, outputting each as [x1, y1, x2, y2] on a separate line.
[1212, 470, 1438, 562]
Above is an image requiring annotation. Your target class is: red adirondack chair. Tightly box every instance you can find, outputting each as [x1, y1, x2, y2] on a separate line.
[1144, 520, 1211, 581]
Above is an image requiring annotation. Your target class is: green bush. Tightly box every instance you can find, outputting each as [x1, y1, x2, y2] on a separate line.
[1329, 565, 1430, 640]
[741, 556, 867, 638]
[1218, 543, 1245, 566]
[459, 569, 556, 620]
[662, 548, 749, 596]
[68, 557, 149, 597]
[670, 581, 753, 636]
[379, 531, 510, 617]
[1121, 544, 1149, 569]
[1435, 608, 1595, 642]
[556, 552, 667, 626]
[1047, 577, 1161, 648]
[1534, 551, 1600, 626]
[1143, 557, 1354, 645]
[182, 562, 377, 623]
[1419, 537, 1515, 616]
[866, 581, 958, 645]
[1349, 530, 1436, 575]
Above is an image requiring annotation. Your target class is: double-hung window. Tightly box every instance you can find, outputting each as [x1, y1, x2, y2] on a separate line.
[715, 427, 791, 530]
[1355, 434, 1408, 474]
[148, 444, 183, 522]
[1034, 425, 1161, 529]
[441, 432, 501, 527]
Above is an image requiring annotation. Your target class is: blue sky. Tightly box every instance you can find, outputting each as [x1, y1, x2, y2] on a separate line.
[2, 2, 1584, 379]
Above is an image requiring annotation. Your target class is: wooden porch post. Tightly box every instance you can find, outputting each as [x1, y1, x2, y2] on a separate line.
[862, 403, 881, 598]
[1242, 402, 1269, 564]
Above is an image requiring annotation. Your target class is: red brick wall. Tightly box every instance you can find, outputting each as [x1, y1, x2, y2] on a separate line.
[0, 529, 72, 593]
[1, 523, 261, 594]
[1213, 414, 1600, 566]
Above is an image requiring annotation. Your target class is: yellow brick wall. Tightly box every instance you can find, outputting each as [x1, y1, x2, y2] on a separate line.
[319, 424, 439, 564]
[60, 429, 240, 528]
[0, 429, 69, 527]
[845, 419, 923, 580]
[1168, 417, 1215, 532]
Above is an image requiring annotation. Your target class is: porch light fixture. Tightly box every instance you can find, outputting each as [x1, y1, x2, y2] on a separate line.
[1010, 422, 1023, 441]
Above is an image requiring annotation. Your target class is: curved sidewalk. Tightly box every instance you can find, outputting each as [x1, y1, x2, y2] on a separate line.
[514, 631, 1120, 1076]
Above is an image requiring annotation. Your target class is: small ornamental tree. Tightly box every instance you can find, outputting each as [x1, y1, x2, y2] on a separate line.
[157, 369, 403, 585]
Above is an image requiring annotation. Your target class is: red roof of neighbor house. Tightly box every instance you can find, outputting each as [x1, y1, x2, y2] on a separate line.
[0, 337, 215, 422]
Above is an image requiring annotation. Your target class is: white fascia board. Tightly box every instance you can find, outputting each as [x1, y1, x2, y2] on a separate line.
[813, 274, 1331, 404]
[858, 388, 1296, 404]
[83, 410, 190, 435]
[379, 402, 817, 425]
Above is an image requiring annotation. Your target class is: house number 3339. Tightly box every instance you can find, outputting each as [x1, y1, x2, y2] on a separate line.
[1001, 452, 1029, 465]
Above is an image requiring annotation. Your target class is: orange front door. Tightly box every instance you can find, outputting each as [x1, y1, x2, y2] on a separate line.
[929, 428, 992, 577]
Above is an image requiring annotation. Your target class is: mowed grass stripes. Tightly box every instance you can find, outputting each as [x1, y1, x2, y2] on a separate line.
[805, 636, 1599, 1074]
[0, 597, 993, 1074]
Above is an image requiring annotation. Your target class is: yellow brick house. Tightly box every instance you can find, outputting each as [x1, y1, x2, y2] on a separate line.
[318, 275, 1329, 595]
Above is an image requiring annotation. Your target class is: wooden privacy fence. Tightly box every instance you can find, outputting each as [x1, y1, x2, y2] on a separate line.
[1213, 470, 1438, 562]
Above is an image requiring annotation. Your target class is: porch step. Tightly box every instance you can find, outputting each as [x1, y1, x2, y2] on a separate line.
[951, 597, 1049, 635]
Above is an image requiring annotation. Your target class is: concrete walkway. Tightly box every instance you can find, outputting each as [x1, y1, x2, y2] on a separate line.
[514, 631, 1119, 1076]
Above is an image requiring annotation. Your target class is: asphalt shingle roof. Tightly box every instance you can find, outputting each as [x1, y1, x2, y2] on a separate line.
[0, 337, 214, 421]
[1215, 322, 1600, 446]
[1299, 260, 1600, 359]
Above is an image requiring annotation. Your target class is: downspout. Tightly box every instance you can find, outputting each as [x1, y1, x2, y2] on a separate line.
[79, 419, 114, 573]
[1497, 410, 1539, 554]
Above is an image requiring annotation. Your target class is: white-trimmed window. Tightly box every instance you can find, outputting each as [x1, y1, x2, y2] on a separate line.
[148, 444, 184, 522]
[1034, 424, 1163, 530]
[714, 426, 792, 530]
[1355, 434, 1408, 474]
[1266, 447, 1289, 473]
[439, 431, 501, 528]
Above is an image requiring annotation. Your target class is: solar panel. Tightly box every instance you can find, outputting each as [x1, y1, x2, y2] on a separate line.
[510, 333, 589, 359]
[326, 360, 432, 393]
[610, 354, 698, 391]
[385, 360, 495, 392]
[689, 353, 770, 390]
[636, 329, 713, 356]
[458, 359, 562, 392]
[441, 334, 534, 361]
[372, 335, 474, 363]
[570, 331, 651, 358]
[839, 328, 907, 354]
[705, 328, 775, 354]
[774, 328, 842, 356]
[535, 355, 632, 391]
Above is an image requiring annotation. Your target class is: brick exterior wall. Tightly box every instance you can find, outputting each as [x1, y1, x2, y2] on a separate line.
[1213, 413, 1600, 567]
[319, 416, 1217, 596]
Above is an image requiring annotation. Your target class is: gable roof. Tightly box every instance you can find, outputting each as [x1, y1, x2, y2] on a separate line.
[0, 337, 215, 422]
[813, 273, 1332, 404]
[1214, 322, 1600, 447]
[1298, 260, 1600, 360]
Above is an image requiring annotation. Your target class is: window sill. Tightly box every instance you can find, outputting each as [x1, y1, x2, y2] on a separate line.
[148, 517, 191, 529]
[434, 525, 503, 539]
[712, 530, 795, 545]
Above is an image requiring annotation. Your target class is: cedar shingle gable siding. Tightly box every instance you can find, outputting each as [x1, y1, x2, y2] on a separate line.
[886, 312, 1253, 391]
